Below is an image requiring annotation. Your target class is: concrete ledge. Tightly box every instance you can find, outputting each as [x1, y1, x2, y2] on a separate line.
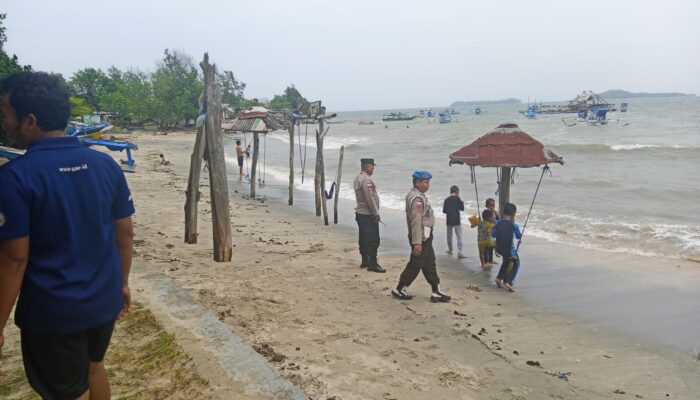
[133, 268, 308, 400]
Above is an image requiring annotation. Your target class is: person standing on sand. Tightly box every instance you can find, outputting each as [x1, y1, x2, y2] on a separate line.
[353, 158, 385, 273]
[0, 72, 135, 400]
[493, 203, 522, 292]
[392, 170, 451, 302]
[442, 185, 466, 258]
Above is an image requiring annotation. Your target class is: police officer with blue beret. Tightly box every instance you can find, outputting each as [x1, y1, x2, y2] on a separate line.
[392, 170, 451, 302]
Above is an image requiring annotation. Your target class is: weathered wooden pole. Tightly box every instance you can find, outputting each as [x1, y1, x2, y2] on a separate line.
[498, 167, 512, 218]
[314, 120, 323, 217]
[250, 132, 260, 198]
[288, 122, 294, 205]
[184, 123, 206, 243]
[333, 145, 344, 224]
[200, 54, 232, 262]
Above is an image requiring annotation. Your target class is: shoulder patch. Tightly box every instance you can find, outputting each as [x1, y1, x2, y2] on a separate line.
[414, 198, 423, 212]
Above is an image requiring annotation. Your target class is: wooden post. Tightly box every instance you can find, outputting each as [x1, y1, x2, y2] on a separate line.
[184, 124, 206, 243]
[288, 122, 294, 205]
[314, 120, 323, 217]
[250, 132, 260, 198]
[200, 54, 232, 262]
[498, 167, 511, 218]
[333, 145, 344, 224]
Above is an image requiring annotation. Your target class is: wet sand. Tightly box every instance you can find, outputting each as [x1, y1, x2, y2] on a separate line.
[124, 130, 699, 399]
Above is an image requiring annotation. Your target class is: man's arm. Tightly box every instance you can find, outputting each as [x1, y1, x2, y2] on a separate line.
[115, 217, 134, 318]
[514, 223, 523, 240]
[360, 179, 380, 217]
[0, 237, 29, 357]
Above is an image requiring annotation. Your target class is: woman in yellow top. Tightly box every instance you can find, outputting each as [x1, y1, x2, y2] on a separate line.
[477, 209, 496, 267]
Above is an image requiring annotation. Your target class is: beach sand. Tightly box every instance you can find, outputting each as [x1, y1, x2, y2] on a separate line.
[91, 130, 699, 399]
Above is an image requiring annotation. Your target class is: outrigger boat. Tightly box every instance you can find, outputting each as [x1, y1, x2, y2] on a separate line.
[382, 112, 418, 122]
[561, 107, 629, 127]
[438, 112, 452, 123]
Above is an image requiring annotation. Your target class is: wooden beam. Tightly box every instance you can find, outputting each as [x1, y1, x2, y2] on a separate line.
[200, 54, 232, 262]
[314, 122, 323, 217]
[288, 122, 294, 205]
[333, 145, 344, 224]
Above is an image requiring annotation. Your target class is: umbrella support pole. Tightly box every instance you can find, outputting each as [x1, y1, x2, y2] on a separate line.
[498, 167, 511, 218]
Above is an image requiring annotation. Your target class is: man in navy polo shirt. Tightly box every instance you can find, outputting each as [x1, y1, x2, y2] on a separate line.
[0, 72, 134, 399]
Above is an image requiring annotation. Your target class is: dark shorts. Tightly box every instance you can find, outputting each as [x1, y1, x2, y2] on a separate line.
[21, 319, 116, 400]
[237, 155, 244, 167]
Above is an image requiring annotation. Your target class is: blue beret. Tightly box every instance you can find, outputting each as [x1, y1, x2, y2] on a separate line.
[412, 170, 432, 180]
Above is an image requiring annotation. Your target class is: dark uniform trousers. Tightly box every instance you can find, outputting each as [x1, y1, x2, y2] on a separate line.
[356, 213, 380, 258]
[399, 234, 439, 287]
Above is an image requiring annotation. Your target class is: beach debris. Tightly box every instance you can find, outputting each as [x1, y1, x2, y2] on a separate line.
[513, 350, 519, 355]
[603, 353, 613, 358]
[453, 310, 468, 317]
[526, 360, 541, 367]
[614, 389, 626, 394]
[478, 327, 488, 335]
[252, 342, 286, 363]
[497, 329, 502, 333]
[466, 284, 481, 292]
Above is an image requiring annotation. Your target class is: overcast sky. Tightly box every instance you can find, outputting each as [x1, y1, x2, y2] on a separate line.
[4, 0, 699, 111]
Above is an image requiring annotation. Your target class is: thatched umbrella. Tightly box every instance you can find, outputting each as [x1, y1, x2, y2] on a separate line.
[449, 123, 563, 219]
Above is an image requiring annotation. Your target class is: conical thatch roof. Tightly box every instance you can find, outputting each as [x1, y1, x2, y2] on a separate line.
[449, 123, 563, 168]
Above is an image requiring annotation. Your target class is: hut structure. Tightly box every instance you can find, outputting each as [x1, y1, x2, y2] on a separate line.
[223, 106, 286, 199]
[449, 123, 563, 217]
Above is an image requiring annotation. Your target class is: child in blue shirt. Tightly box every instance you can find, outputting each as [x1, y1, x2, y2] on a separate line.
[492, 203, 522, 292]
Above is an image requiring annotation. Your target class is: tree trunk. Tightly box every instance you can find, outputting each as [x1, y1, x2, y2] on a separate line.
[288, 122, 294, 205]
[184, 124, 206, 243]
[333, 146, 344, 224]
[201, 53, 232, 262]
[250, 132, 260, 199]
[498, 167, 511, 218]
[314, 120, 323, 216]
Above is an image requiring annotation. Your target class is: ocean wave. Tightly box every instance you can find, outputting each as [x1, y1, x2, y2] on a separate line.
[549, 143, 697, 155]
[266, 132, 368, 150]
[609, 144, 692, 151]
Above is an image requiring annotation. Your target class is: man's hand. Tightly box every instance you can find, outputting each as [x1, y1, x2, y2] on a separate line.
[412, 244, 422, 257]
[374, 215, 381, 223]
[118, 286, 131, 320]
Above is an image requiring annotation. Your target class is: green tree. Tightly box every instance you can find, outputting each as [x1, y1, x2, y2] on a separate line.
[269, 85, 309, 113]
[151, 49, 202, 127]
[68, 68, 109, 110]
[100, 70, 154, 125]
[218, 70, 246, 112]
[69, 96, 92, 119]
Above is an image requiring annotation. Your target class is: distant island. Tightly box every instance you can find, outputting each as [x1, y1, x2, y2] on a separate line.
[450, 98, 521, 107]
[599, 89, 695, 99]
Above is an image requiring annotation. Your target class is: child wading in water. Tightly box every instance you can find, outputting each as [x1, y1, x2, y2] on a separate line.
[477, 209, 496, 267]
[492, 203, 522, 292]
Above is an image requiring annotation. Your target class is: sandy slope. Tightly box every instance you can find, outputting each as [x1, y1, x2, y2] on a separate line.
[125, 130, 698, 400]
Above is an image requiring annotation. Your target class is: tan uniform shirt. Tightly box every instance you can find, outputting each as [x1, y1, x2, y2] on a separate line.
[353, 171, 380, 216]
[405, 187, 435, 245]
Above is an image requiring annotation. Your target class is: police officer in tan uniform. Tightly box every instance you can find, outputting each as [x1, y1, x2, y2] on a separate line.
[392, 170, 451, 302]
[353, 158, 385, 273]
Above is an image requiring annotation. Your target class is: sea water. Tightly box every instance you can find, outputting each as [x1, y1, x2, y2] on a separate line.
[228, 96, 700, 264]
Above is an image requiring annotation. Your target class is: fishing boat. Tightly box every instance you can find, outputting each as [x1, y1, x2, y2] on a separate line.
[474, 107, 481, 115]
[382, 112, 418, 122]
[620, 102, 628, 112]
[65, 121, 113, 139]
[426, 109, 436, 118]
[438, 112, 452, 123]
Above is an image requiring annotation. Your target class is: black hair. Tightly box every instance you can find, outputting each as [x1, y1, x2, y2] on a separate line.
[450, 185, 459, 193]
[482, 209, 493, 220]
[485, 198, 495, 206]
[0, 72, 71, 131]
[236, 140, 241, 145]
[503, 203, 517, 216]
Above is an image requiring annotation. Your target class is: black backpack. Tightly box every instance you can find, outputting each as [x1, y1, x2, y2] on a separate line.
[495, 219, 514, 258]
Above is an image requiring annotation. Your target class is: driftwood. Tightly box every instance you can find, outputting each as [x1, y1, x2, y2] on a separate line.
[333, 145, 344, 224]
[314, 121, 330, 225]
[184, 124, 206, 243]
[201, 53, 232, 262]
[288, 122, 294, 205]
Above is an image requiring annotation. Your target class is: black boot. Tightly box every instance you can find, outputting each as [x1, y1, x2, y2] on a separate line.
[367, 256, 386, 273]
[360, 254, 369, 269]
[430, 284, 452, 303]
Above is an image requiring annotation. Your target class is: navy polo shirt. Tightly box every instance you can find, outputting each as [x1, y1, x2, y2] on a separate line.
[0, 137, 134, 334]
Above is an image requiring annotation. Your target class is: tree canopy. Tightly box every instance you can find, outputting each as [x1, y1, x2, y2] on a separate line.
[269, 85, 310, 113]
